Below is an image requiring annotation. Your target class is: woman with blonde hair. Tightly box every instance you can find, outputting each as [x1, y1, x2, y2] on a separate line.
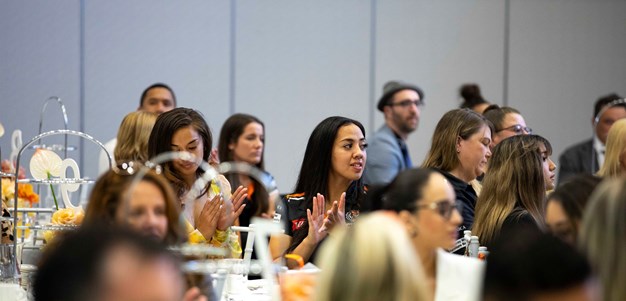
[315, 212, 428, 301]
[579, 177, 626, 301]
[113, 111, 158, 165]
[473, 135, 556, 248]
[596, 118, 626, 178]
[422, 108, 493, 238]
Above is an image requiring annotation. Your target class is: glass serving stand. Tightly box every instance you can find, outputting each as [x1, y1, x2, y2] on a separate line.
[11, 129, 112, 254]
[124, 152, 284, 300]
[31, 97, 76, 157]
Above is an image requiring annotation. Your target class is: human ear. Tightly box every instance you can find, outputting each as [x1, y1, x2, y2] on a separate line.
[398, 210, 419, 238]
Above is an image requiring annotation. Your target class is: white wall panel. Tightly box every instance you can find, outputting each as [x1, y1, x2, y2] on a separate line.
[235, 0, 372, 192]
[83, 0, 231, 177]
[508, 0, 626, 178]
[376, 0, 506, 166]
[0, 1, 81, 175]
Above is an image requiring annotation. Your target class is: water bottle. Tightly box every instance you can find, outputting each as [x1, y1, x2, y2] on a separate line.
[469, 236, 480, 258]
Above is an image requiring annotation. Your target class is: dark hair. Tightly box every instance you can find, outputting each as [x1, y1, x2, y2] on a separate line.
[84, 169, 187, 245]
[34, 225, 180, 301]
[547, 174, 601, 241]
[287, 116, 367, 253]
[459, 83, 488, 110]
[148, 108, 213, 198]
[482, 104, 522, 131]
[368, 168, 437, 213]
[218, 113, 265, 169]
[140, 83, 177, 107]
[218, 113, 268, 217]
[484, 229, 592, 301]
[593, 93, 624, 119]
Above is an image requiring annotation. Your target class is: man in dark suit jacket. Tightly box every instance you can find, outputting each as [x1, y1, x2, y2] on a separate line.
[558, 139, 597, 183]
[558, 93, 626, 184]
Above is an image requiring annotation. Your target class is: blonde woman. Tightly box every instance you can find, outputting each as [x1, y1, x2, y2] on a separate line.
[113, 111, 158, 165]
[473, 135, 556, 248]
[315, 212, 428, 301]
[579, 177, 626, 301]
[422, 108, 493, 238]
[596, 118, 626, 178]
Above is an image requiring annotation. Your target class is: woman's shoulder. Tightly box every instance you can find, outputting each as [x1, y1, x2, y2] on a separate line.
[284, 192, 306, 201]
[437, 249, 485, 268]
[503, 208, 535, 226]
[501, 208, 541, 236]
[283, 192, 307, 210]
[435, 249, 485, 301]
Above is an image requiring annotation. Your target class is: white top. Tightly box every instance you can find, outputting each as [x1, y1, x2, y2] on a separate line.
[593, 135, 605, 168]
[98, 138, 117, 176]
[434, 249, 485, 301]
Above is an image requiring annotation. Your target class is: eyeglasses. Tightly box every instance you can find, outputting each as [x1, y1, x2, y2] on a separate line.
[497, 124, 532, 135]
[416, 200, 462, 220]
[388, 99, 423, 108]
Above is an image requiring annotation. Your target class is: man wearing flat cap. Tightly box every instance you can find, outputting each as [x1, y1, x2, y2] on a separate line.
[363, 80, 424, 185]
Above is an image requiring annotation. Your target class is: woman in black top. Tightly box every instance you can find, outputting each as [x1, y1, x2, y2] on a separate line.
[271, 116, 367, 268]
[422, 109, 494, 238]
[218, 114, 277, 253]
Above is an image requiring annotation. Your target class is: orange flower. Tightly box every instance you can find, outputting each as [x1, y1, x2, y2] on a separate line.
[17, 183, 39, 206]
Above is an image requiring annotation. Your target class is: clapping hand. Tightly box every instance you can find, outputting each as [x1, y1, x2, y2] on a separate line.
[320, 192, 346, 233]
[306, 193, 328, 244]
[217, 185, 247, 231]
[195, 194, 223, 239]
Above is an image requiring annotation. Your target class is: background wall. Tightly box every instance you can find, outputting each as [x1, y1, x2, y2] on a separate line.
[1, 0, 625, 194]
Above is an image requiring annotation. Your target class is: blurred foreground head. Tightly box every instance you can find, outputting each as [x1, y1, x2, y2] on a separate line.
[484, 229, 596, 301]
[315, 212, 429, 301]
[580, 177, 626, 301]
[34, 225, 185, 301]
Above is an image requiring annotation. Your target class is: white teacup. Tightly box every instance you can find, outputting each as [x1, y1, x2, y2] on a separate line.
[0, 283, 28, 301]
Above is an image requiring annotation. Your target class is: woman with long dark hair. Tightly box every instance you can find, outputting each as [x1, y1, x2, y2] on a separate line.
[272, 116, 367, 268]
[473, 135, 556, 248]
[148, 108, 245, 256]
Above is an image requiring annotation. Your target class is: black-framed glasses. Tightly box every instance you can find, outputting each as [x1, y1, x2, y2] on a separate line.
[388, 99, 424, 109]
[416, 200, 462, 220]
[497, 124, 532, 135]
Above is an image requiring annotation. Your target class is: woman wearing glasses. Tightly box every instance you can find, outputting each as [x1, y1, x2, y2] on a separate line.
[482, 105, 531, 147]
[422, 109, 493, 239]
[372, 168, 484, 301]
[472, 135, 556, 248]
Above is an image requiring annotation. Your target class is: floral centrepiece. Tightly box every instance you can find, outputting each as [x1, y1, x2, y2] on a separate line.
[42, 208, 84, 244]
[1, 173, 40, 241]
[30, 149, 63, 210]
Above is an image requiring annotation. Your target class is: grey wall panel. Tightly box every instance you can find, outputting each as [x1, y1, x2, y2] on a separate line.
[3, 0, 626, 193]
[235, 0, 372, 192]
[508, 0, 626, 178]
[83, 0, 231, 177]
[376, 0, 506, 166]
[0, 1, 81, 175]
